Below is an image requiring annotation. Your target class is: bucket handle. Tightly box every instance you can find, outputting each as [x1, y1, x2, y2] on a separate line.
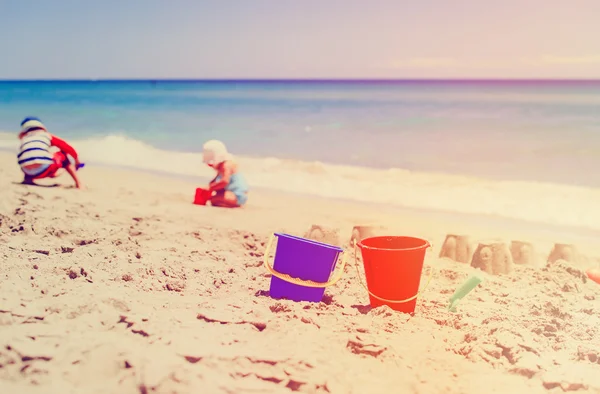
[263, 233, 348, 288]
[353, 239, 434, 304]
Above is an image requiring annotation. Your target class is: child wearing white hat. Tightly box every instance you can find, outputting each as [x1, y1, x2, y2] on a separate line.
[203, 140, 249, 207]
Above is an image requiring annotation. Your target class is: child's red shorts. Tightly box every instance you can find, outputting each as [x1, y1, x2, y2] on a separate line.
[33, 151, 71, 179]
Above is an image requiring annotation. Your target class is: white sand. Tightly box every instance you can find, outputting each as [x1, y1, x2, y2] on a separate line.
[0, 152, 599, 394]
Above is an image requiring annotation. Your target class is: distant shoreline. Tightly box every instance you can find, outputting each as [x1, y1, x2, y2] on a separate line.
[2, 78, 600, 83]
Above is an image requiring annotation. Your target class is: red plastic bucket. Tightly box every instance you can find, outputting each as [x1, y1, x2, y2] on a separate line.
[357, 236, 431, 314]
[193, 188, 212, 205]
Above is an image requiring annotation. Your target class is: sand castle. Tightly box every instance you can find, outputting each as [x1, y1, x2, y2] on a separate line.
[439, 234, 474, 264]
[348, 225, 388, 246]
[547, 243, 580, 265]
[510, 240, 537, 267]
[470, 239, 514, 275]
[303, 224, 341, 247]
[303, 224, 596, 282]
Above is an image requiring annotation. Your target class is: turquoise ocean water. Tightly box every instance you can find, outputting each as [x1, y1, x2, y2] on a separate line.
[1, 80, 600, 231]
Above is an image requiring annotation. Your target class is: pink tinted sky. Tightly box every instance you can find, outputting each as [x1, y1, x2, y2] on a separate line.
[0, 0, 599, 79]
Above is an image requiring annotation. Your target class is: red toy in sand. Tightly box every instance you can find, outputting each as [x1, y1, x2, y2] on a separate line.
[586, 268, 600, 285]
[193, 188, 212, 205]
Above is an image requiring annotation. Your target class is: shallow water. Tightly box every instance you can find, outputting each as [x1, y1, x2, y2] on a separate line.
[2, 79, 600, 230]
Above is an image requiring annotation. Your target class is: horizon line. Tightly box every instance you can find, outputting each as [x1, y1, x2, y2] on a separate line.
[2, 77, 600, 83]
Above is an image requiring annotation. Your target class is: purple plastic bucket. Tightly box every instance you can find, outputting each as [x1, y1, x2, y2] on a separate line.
[269, 233, 343, 302]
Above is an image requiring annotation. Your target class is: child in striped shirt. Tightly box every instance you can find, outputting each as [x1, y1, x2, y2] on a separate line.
[17, 117, 84, 189]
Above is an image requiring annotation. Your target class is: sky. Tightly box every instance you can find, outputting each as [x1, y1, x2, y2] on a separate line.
[1, 0, 599, 79]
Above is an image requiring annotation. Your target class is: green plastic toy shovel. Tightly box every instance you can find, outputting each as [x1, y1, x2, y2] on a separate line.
[448, 274, 485, 312]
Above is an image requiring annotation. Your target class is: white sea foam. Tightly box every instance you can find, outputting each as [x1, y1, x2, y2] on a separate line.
[2, 131, 600, 231]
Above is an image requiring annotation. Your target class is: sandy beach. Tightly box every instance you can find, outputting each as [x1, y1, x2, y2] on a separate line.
[0, 151, 599, 394]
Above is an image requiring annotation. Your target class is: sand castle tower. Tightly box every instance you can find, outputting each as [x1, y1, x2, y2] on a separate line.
[304, 225, 341, 247]
[439, 234, 474, 264]
[349, 225, 388, 247]
[470, 239, 514, 275]
[510, 240, 537, 267]
[547, 243, 580, 265]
